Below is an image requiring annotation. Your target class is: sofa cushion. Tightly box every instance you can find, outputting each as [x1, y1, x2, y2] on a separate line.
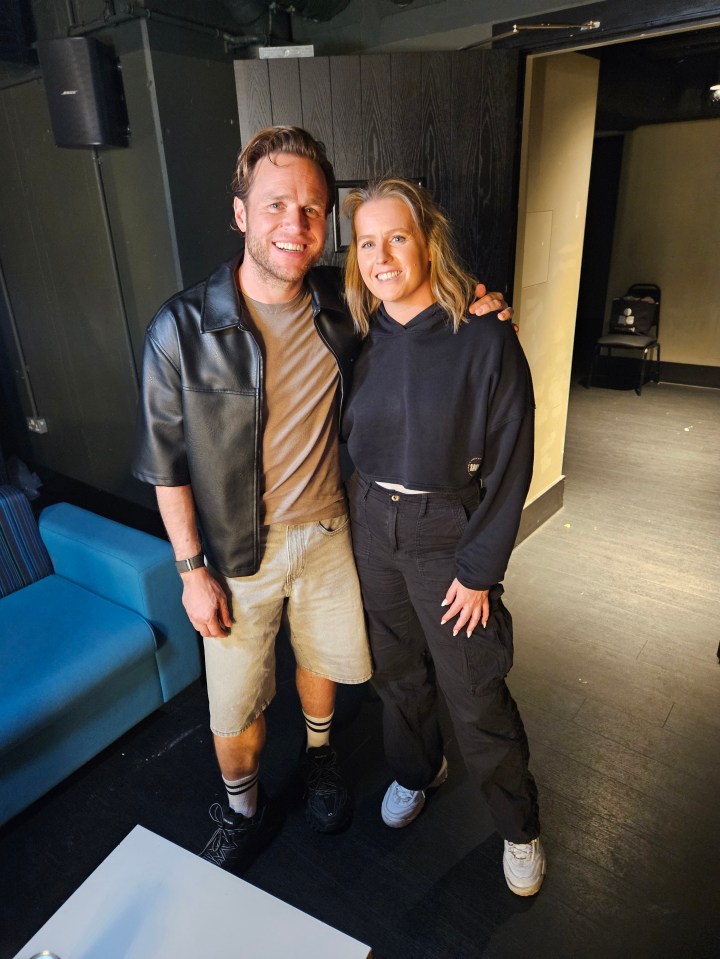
[0, 485, 53, 598]
[38, 502, 201, 703]
[0, 574, 162, 752]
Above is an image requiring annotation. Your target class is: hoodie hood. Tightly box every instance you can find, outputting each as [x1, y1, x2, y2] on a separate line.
[374, 301, 451, 336]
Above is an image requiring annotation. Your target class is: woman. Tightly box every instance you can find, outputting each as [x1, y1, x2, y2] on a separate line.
[341, 178, 545, 896]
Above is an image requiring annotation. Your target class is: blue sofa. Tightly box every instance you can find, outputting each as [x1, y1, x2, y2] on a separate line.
[0, 486, 202, 826]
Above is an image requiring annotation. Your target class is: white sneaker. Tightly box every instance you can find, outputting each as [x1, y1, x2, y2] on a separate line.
[503, 837, 546, 896]
[381, 756, 448, 828]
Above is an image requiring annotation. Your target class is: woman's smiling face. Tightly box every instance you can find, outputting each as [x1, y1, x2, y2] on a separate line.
[354, 197, 434, 322]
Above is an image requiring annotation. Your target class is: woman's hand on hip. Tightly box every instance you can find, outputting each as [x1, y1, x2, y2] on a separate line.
[440, 579, 490, 636]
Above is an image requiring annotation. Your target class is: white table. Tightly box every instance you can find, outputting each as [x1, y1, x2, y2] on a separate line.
[13, 825, 371, 958]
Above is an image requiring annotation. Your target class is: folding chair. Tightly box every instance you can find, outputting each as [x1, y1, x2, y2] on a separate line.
[587, 283, 661, 395]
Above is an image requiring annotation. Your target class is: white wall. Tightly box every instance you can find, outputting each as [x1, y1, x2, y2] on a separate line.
[606, 119, 720, 367]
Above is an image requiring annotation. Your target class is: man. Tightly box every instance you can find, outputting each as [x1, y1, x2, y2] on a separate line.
[132, 126, 511, 873]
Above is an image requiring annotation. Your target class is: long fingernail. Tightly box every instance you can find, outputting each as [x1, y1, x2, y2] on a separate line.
[440, 600, 448, 607]
[453, 629, 458, 636]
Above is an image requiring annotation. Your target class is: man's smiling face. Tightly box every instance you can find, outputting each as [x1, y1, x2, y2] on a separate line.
[234, 152, 329, 300]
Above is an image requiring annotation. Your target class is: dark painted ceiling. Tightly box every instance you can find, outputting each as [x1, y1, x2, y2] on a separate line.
[589, 24, 720, 130]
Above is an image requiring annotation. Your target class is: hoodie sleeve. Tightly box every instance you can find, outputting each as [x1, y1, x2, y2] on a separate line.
[454, 328, 535, 590]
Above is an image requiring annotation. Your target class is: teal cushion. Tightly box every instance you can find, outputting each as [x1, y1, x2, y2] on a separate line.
[0, 575, 161, 751]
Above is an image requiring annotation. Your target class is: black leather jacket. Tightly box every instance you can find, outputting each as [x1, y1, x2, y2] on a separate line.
[132, 254, 361, 577]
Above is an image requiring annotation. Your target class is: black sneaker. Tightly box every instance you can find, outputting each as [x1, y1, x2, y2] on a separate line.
[302, 744, 352, 833]
[199, 797, 272, 873]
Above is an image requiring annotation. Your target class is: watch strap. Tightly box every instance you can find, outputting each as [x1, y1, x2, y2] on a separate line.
[174, 552, 205, 574]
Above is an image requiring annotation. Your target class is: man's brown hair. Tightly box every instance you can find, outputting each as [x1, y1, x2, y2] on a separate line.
[231, 125, 336, 217]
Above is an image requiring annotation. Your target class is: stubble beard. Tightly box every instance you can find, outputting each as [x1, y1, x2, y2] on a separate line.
[243, 227, 322, 290]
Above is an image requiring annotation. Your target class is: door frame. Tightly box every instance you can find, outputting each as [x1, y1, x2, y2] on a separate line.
[501, 2, 720, 536]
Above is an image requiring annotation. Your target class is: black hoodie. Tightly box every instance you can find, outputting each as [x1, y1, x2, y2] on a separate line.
[342, 302, 535, 590]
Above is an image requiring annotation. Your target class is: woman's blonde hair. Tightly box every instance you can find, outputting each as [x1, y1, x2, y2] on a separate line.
[342, 178, 476, 336]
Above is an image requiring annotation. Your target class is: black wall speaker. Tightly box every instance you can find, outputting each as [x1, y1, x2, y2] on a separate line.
[37, 37, 129, 148]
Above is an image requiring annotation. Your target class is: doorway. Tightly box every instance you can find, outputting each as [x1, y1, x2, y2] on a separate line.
[512, 22, 720, 529]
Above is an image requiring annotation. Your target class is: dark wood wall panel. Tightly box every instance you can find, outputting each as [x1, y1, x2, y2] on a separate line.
[235, 59, 272, 145]
[361, 55, 392, 178]
[233, 50, 519, 287]
[450, 52, 486, 275]
[477, 51, 520, 288]
[299, 57, 334, 156]
[268, 58, 303, 127]
[389, 54, 423, 179]
[297, 57, 337, 263]
[420, 53, 453, 221]
[329, 56, 363, 180]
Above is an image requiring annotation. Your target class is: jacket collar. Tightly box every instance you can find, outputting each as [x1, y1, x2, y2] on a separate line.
[201, 252, 345, 333]
[305, 265, 346, 317]
[201, 254, 245, 333]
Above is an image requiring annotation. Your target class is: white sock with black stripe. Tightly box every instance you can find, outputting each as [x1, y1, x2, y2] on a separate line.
[303, 710, 334, 750]
[223, 769, 259, 817]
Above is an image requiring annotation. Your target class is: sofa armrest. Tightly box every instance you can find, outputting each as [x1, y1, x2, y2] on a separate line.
[39, 503, 201, 700]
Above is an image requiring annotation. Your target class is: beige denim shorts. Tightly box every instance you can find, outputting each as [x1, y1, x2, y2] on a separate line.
[204, 514, 372, 736]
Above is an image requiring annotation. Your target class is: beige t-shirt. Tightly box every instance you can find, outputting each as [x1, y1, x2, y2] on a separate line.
[242, 287, 346, 526]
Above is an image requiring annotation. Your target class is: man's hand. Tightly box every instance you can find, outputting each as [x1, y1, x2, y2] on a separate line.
[155, 485, 233, 637]
[469, 283, 516, 327]
[440, 578, 490, 637]
[181, 567, 233, 638]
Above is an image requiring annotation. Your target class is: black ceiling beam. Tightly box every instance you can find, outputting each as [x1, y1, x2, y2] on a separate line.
[492, 0, 720, 53]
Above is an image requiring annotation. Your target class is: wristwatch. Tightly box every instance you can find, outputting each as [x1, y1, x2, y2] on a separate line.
[174, 552, 205, 574]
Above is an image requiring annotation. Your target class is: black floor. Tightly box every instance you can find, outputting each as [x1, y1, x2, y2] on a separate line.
[2, 382, 720, 958]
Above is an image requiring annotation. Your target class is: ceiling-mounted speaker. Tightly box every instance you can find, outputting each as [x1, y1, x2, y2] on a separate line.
[37, 37, 129, 149]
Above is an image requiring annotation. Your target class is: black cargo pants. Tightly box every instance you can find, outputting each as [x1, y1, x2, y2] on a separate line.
[347, 472, 540, 844]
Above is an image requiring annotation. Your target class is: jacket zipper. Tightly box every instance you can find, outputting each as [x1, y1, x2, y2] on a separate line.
[240, 324, 263, 572]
